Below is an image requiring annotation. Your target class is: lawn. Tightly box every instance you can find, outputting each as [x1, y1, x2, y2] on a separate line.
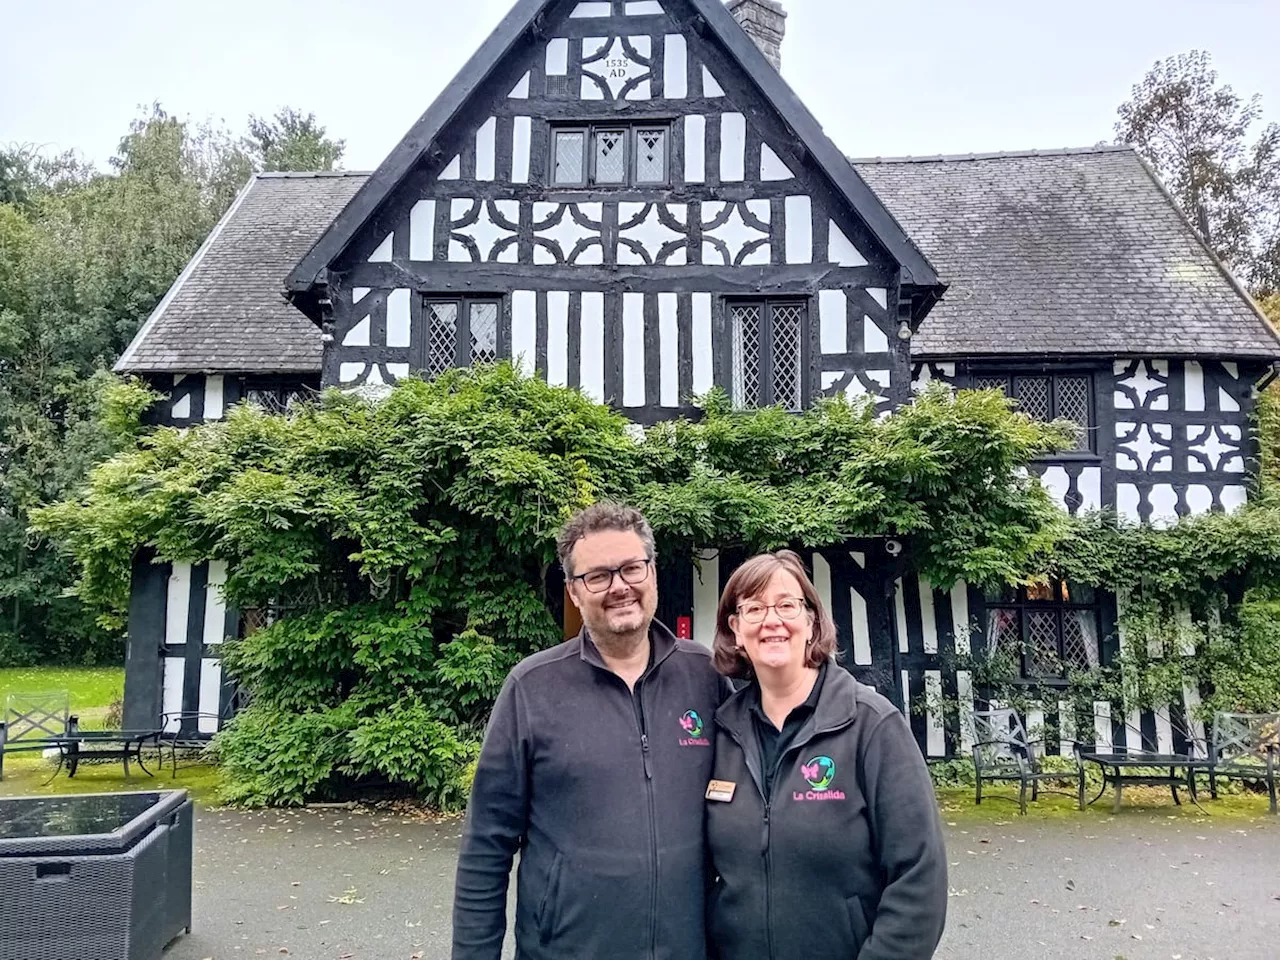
[0, 664, 125, 728]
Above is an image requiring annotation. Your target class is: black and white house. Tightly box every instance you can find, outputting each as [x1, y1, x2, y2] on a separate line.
[115, 0, 1280, 759]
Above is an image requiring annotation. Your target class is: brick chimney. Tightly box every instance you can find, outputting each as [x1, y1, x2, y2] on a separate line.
[726, 0, 787, 72]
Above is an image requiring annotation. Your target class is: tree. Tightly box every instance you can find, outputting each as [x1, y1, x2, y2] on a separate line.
[244, 107, 345, 173]
[1116, 50, 1280, 292]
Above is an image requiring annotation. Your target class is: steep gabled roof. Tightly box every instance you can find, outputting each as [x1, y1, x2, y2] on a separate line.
[283, 0, 941, 299]
[856, 146, 1280, 359]
[116, 172, 367, 375]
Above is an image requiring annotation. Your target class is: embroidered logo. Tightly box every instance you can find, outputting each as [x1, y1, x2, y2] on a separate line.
[679, 710, 710, 747]
[794, 755, 845, 801]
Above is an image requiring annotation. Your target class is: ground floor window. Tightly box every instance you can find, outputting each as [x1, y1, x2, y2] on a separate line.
[984, 579, 1101, 679]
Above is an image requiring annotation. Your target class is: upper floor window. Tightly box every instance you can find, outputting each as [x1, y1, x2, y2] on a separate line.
[424, 297, 500, 377]
[551, 124, 669, 187]
[984, 579, 1102, 681]
[729, 300, 806, 412]
[975, 372, 1093, 452]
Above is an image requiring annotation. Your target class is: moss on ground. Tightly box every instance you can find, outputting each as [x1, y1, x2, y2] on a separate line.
[0, 751, 222, 805]
[937, 784, 1274, 822]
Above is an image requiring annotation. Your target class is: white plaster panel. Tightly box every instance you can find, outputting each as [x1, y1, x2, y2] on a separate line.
[386, 363, 409, 381]
[1221, 485, 1248, 513]
[1155, 704, 1174, 754]
[171, 393, 190, 419]
[659, 293, 679, 407]
[692, 550, 719, 650]
[570, 1, 611, 15]
[410, 200, 435, 260]
[829, 222, 867, 267]
[626, 0, 664, 12]
[580, 292, 605, 402]
[664, 34, 687, 98]
[720, 114, 746, 182]
[204, 375, 224, 420]
[1185, 484, 1214, 515]
[702, 66, 724, 97]
[1223, 361, 1239, 379]
[546, 37, 569, 75]
[165, 562, 191, 645]
[867, 288, 887, 310]
[1149, 484, 1179, 528]
[339, 362, 364, 384]
[1117, 483, 1141, 523]
[784, 196, 812, 264]
[950, 581, 971, 656]
[819, 290, 846, 354]
[198, 659, 223, 732]
[692, 293, 713, 395]
[547, 291, 570, 388]
[342, 316, 370, 348]
[894, 578, 909, 654]
[618, 203, 686, 265]
[1116, 422, 1172, 471]
[368, 233, 393, 263]
[386, 289, 411, 348]
[1185, 360, 1205, 411]
[476, 117, 497, 181]
[1183, 682, 1207, 757]
[761, 144, 794, 181]
[957, 671, 976, 752]
[900, 670, 910, 715]
[1058, 699, 1076, 757]
[1115, 360, 1167, 409]
[918, 576, 938, 654]
[850, 581, 872, 665]
[702, 201, 769, 265]
[162, 657, 185, 732]
[511, 290, 537, 377]
[1219, 387, 1240, 412]
[439, 156, 461, 180]
[925, 671, 945, 757]
[1094, 701, 1112, 750]
[582, 37, 650, 100]
[623, 292, 645, 407]
[684, 115, 706, 183]
[812, 553, 833, 624]
[1039, 465, 1070, 510]
[1078, 467, 1102, 512]
[512, 117, 532, 184]
[509, 72, 531, 98]
[863, 316, 889, 353]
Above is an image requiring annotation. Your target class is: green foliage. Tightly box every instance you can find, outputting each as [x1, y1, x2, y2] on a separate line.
[38, 367, 1071, 806]
[244, 108, 345, 173]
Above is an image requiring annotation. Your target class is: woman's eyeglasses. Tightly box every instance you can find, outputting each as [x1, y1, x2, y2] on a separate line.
[736, 597, 808, 624]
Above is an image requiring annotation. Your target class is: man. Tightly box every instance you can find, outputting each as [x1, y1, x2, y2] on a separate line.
[452, 503, 728, 960]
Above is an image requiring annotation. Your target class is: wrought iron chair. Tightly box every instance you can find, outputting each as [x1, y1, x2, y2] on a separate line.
[1207, 712, 1279, 815]
[972, 707, 1084, 815]
[0, 690, 77, 780]
[157, 711, 227, 775]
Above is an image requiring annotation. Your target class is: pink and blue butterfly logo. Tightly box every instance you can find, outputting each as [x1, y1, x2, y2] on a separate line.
[800, 755, 836, 791]
[679, 710, 704, 739]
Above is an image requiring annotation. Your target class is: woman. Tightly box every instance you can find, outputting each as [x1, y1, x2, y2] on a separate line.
[706, 550, 948, 960]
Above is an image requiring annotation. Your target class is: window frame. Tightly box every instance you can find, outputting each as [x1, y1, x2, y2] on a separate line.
[984, 579, 1103, 683]
[724, 298, 809, 412]
[550, 122, 671, 188]
[972, 370, 1096, 454]
[421, 295, 503, 376]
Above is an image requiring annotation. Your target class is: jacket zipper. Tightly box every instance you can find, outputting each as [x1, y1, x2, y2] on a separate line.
[634, 681, 659, 960]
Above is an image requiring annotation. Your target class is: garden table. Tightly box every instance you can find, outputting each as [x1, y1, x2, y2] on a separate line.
[1079, 750, 1215, 813]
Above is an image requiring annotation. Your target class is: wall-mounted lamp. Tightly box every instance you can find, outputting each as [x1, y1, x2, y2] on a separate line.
[896, 320, 913, 341]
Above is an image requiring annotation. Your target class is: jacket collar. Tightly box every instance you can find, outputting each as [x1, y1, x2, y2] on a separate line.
[578, 618, 679, 673]
[717, 659, 859, 741]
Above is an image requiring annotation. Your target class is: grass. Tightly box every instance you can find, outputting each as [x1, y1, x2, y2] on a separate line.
[936, 784, 1276, 821]
[0, 665, 125, 728]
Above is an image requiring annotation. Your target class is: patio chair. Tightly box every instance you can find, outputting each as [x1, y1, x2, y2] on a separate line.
[1207, 712, 1279, 815]
[0, 691, 78, 780]
[972, 707, 1084, 815]
[157, 711, 227, 775]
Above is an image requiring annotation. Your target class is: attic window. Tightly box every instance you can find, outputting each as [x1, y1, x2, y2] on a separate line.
[551, 124, 669, 187]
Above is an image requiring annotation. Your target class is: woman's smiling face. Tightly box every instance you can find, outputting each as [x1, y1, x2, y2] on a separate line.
[729, 568, 813, 678]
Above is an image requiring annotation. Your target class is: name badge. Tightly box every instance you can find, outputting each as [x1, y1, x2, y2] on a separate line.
[705, 780, 737, 802]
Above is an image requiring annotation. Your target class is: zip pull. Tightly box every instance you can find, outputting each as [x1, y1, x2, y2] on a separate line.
[641, 734, 653, 779]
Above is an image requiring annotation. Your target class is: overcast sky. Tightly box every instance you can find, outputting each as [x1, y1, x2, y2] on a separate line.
[2, 0, 1278, 172]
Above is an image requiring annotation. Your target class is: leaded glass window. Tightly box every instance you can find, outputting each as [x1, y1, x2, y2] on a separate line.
[550, 124, 670, 186]
[594, 129, 626, 183]
[974, 372, 1094, 452]
[425, 301, 459, 378]
[553, 130, 587, 186]
[729, 300, 806, 412]
[423, 297, 501, 377]
[984, 579, 1101, 680]
[635, 128, 667, 183]
[469, 302, 498, 365]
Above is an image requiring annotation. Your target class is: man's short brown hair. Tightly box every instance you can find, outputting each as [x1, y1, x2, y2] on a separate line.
[556, 503, 656, 577]
[712, 550, 838, 679]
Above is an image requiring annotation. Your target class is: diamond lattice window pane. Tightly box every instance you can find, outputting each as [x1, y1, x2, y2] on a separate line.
[1026, 610, 1061, 677]
[986, 608, 1021, 664]
[469, 302, 498, 365]
[635, 129, 666, 183]
[1057, 376, 1091, 450]
[1061, 610, 1098, 668]
[554, 131, 585, 184]
[425, 301, 459, 378]
[771, 303, 804, 411]
[594, 130, 626, 183]
[975, 376, 1010, 394]
[1015, 376, 1052, 421]
[731, 304, 763, 409]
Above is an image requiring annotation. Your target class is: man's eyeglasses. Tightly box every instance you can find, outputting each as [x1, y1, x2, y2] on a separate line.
[736, 597, 808, 624]
[571, 559, 653, 594]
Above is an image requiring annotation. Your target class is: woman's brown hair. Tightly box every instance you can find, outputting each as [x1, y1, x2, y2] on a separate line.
[712, 550, 838, 679]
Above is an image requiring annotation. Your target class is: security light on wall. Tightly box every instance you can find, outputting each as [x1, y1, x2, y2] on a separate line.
[897, 320, 912, 341]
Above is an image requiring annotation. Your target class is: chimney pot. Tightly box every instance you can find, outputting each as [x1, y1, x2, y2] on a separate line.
[726, 0, 787, 72]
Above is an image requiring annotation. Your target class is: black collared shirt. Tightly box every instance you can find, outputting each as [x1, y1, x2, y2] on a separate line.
[748, 661, 828, 798]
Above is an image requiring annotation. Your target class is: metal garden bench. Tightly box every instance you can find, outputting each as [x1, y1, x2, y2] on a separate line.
[0, 690, 78, 780]
[972, 706, 1085, 815]
[1206, 711, 1279, 815]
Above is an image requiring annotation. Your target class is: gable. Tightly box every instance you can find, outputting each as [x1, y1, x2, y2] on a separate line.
[285, 0, 940, 305]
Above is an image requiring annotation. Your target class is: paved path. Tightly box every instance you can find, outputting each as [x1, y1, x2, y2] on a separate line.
[166, 805, 1280, 960]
